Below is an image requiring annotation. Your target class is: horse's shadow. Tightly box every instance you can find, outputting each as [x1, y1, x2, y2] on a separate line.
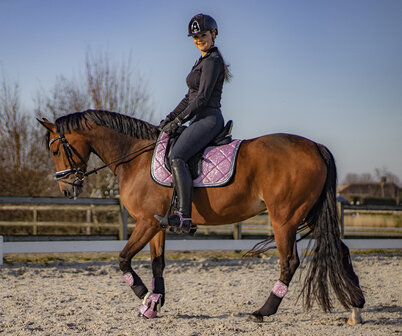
[175, 312, 253, 321]
[175, 307, 402, 327]
[363, 304, 401, 314]
[176, 314, 230, 320]
[359, 304, 402, 326]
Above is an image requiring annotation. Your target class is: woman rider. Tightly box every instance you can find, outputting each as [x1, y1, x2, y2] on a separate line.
[158, 13, 231, 234]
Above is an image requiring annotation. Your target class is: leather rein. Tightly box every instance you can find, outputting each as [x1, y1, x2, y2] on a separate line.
[50, 129, 159, 187]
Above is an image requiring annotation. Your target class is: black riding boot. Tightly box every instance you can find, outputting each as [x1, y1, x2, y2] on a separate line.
[168, 158, 196, 235]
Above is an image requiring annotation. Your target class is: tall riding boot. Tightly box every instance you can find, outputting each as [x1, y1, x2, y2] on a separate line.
[168, 158, 196, 235]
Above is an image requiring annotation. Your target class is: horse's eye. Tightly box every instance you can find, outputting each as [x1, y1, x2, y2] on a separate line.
[52, 150, 59, 156]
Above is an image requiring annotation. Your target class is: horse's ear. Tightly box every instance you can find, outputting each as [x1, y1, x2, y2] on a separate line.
[37, 118, 56, 133]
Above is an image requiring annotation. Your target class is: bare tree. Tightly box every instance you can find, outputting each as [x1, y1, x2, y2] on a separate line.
[35, 75, 88, 121]
[35, 49, 154, 197]
[343, 172, 374, 184]
[374, 167, 401, 186]
[1, 50, 153, 197]
[36, 49, 152, 120]
[85, 50, 151, 118]
[0, 74, 58, 196]
[343, 169, 401, 187]
[0, 78, 26, 169]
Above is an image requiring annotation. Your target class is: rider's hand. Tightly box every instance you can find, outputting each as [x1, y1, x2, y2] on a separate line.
[162, 118, 182, 135]
[158, 118, 171, 131]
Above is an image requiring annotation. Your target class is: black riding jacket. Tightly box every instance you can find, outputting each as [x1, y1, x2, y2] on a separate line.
[166, 47, 225, 123]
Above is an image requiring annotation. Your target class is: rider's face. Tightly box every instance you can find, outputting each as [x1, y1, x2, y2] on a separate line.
[193, 31, 215, 56]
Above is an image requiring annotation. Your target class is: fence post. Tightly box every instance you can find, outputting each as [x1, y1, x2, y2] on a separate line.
[118, 200, 128, 240]
[337, 201, 345, 239]
[86, 209, 91, 235]
[33, 208, 38, 235]
[233, 222, 242, 240]
[0, 236, 3, 266]
[340, 202, 345, 239]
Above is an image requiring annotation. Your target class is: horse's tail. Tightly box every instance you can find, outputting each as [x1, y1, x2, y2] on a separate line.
[300, 144, 363, 312]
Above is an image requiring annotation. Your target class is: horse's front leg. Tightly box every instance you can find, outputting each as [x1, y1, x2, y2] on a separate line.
[119, 217, 159, 306]
[134, 230, 166, 319]
[150, 230, 166, 299]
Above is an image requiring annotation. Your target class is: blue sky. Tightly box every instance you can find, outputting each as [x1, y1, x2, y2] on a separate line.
[1, 0, 401, 182]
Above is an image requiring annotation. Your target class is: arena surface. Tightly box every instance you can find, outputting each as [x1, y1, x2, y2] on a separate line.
[1, 253, 401, 335]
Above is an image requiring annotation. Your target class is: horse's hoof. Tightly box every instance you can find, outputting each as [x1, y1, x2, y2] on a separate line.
[347, 308, 363, 325]
[248, 311, 264, 323]
[347, 316, 363, 325]
[138, 309, 158, 319]
[138, 293, 162, 319]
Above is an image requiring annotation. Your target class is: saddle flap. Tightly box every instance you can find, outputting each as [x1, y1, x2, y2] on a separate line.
[151, 131, 242, 188]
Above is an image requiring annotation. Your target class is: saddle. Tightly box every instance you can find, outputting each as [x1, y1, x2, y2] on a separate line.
[164, 120, 233, 179]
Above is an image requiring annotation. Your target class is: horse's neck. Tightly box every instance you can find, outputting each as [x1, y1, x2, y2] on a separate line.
[87, 128, 152, 173]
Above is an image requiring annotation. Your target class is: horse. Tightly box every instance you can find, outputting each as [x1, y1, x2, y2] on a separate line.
[38, 109, 365, 323]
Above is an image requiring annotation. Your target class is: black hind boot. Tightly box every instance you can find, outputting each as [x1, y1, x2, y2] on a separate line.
[168, 158, 197, 235]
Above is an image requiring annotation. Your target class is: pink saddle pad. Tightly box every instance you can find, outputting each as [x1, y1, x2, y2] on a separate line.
[151, 132, 242, 188]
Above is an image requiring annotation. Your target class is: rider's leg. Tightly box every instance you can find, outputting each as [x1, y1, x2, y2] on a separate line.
[170, 108, 224, 163]
[167, 109, 224, 233]
[168, 158, 193, 233]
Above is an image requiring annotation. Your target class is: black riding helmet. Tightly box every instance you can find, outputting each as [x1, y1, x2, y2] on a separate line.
[188, 13, 218, 36]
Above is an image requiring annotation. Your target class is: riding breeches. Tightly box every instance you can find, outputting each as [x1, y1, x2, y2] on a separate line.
[169, 108, 224, 164]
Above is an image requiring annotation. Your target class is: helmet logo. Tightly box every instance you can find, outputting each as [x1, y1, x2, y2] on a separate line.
[191, 20, 201, 34]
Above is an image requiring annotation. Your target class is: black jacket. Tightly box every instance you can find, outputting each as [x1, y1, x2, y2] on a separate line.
[167, 47, 225, 123]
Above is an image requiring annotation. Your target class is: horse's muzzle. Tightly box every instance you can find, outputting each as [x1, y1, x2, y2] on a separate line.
[61, 179, 83, 200]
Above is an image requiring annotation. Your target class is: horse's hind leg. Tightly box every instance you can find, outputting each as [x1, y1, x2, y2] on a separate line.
[251, 226, 299, 322]
[340, 241, 365, 325]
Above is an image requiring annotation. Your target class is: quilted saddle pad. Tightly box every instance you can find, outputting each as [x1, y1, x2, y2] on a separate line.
[151, 132, 242, 188]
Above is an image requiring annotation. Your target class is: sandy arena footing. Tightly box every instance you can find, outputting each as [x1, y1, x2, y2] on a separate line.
[1, 253, 401, 335]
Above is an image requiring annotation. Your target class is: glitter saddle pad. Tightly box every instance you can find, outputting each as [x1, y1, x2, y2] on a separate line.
[151, 132, 242, 188]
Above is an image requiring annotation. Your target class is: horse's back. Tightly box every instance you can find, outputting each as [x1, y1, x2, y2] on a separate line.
[242, 133, 324, 166]
[237, 133, 327, 214]
[245, 132, 316, 151]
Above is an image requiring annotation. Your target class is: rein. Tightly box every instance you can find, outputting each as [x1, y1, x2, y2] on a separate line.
[84, 142, 157, 176]
[50, 130, 160, 185]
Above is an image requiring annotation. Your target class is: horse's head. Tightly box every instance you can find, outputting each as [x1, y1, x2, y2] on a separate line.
[38, 118, 90, 199]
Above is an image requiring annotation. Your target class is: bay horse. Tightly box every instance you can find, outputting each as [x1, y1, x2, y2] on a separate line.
[38, 109, 365, 323]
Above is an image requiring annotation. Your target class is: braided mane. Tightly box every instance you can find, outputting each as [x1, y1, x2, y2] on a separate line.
[55, 109, 159, 140]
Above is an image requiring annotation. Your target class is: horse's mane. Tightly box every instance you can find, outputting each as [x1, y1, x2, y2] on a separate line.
[55, 109, 159, 140]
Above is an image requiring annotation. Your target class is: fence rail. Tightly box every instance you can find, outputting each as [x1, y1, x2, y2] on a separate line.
[339, 203, 402, 238]
[0, 196, 129, 240]
[1, 197, 402, 239]
[1, 196, 402, 266]
[0, 197, 251, 240]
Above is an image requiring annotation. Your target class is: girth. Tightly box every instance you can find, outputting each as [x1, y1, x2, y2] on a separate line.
[164, 120, 233, 179]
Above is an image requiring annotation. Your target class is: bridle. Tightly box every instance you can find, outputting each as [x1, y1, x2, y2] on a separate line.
[50, 129, 160, 187]
[50, 129, 87, 187]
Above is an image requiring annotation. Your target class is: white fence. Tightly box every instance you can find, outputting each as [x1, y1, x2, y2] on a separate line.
[1, 236, 401, 266]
